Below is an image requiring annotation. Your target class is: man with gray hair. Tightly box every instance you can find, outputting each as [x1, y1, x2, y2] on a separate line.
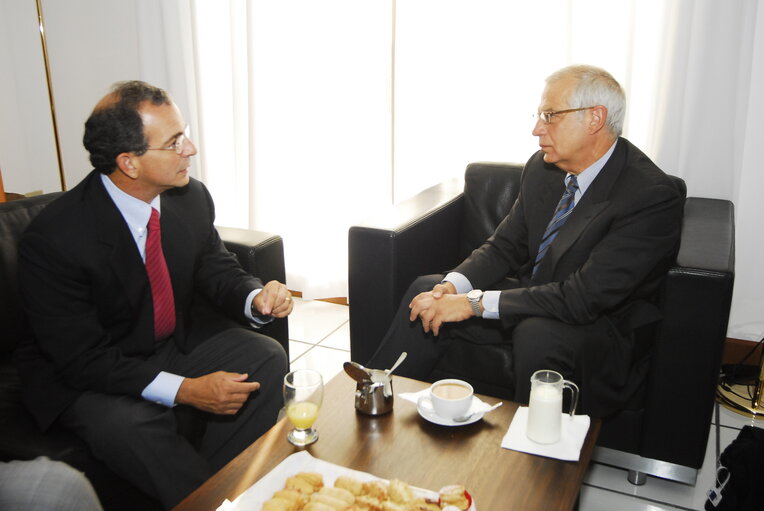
[368, 64, 684, 417]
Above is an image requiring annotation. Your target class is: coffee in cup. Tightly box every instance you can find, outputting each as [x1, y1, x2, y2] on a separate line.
[419, 379, 474, 420]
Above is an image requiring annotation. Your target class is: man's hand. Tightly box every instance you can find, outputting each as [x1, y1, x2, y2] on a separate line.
[253, 280, 293, 318]
[415, 294, 474, 336]
[176, 371, 260, 415]
[409, 281, 469, 335]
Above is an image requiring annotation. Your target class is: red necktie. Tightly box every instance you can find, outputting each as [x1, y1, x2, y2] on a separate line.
[146, 208, 176, 340]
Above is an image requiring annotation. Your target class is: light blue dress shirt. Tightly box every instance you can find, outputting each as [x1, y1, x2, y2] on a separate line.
[100, 174, 263, 407]
[444, 141, 617, 319]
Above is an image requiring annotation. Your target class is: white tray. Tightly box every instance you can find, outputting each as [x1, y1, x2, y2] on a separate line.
[216, 451, 476, 510]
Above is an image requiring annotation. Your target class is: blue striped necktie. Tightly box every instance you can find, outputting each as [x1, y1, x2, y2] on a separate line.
[533, 175, 579, 277]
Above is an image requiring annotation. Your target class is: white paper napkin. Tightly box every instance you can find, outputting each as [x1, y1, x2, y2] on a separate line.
[501, 407, 590, 462]
[398, 389, 502, 415]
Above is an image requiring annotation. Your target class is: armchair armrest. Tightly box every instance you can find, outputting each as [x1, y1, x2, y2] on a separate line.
[348, 177, 465, 364]
[217, 226, 289, 350]
[641, 197, 735, 467]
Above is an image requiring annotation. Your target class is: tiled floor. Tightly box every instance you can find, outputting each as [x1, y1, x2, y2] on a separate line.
[288, 297, 763, 511]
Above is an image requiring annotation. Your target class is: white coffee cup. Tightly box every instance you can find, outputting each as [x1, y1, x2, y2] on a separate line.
[418, 379, 473, 420]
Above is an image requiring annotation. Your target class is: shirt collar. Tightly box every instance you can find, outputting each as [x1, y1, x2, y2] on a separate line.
[100, 173, 161, 241]
[567, 139, 618, 195]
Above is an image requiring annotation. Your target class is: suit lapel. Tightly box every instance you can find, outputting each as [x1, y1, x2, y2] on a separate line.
[158, 194, 195, 294]
[535, 139, 626, 281]
[85, 173, 149, 313]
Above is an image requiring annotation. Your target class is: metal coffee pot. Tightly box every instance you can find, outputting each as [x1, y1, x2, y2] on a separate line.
[343, 352, 406, 416]
[354, 369, 394, 415]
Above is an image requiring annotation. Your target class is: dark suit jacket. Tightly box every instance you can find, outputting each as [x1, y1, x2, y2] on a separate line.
[15, 171, 262, 430]
[453, 137, 685, 333]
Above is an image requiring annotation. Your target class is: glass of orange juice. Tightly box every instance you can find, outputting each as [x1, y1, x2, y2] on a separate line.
[283, 369, 323, 446]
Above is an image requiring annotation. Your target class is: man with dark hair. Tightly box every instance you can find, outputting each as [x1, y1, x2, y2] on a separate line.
[368, 65, 684, 418]
[16, 80, 292, 508]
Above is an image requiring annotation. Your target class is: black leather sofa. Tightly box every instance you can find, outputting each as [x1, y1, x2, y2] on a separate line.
[1, 192, 289, 510]
[349, 162, 735, 485]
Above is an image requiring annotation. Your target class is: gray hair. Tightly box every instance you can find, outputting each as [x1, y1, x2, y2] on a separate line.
[546, 65, 625, 137]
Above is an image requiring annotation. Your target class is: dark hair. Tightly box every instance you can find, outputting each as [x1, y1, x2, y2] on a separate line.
[83, 81, 171, 174]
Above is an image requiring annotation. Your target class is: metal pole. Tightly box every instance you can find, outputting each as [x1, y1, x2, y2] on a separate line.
[35, 0, 66, 191]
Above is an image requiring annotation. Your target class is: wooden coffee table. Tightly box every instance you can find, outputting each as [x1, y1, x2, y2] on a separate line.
[173, 374, 600, 511]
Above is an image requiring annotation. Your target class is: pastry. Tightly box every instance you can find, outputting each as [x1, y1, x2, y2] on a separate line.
[319, 486, 356, 504]
[438, 485, 470, 510]
[303, 503, 336, 511]
[353, 495, 384, 511]
[285, 475, 315, 494]
[361, 480, 388, 501]
[298, 472, 325, 490]
[405, 500, 440, 511]
[272, 489, 308, 508]
[381, 502, 406, 511]
[309, 493, 351, 510]
[285, 472, 324, 494]
[334, 476, 363, 496]
[388, 479, 414, 504]
[261, 496, 297, 511]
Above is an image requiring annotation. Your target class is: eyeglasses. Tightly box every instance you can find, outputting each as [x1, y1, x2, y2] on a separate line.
[146, 127, 191, 155]
[535, 107, 595, 125]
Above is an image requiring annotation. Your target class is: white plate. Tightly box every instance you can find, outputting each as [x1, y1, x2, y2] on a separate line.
[217, 451, 477, 510]
[417, 396, 485, 426]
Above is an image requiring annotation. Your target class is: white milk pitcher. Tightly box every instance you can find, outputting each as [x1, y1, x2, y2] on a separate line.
[526, 369, 579, 444]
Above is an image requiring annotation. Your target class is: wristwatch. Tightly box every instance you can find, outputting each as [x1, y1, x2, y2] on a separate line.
[467, 289, 483, 317]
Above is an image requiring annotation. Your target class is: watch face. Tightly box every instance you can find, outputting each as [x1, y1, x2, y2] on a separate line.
[467, 289, 482, 300]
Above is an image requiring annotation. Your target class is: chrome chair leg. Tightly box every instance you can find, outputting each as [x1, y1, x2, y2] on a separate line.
[628, 470, 647, 485]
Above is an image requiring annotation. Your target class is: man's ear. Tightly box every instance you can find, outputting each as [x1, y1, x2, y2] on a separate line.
[588, 105, 608, 134]
[115, 152, 139, 179]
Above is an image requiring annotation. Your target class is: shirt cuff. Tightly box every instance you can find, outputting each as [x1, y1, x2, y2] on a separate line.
[481, 290, 500, 320]
[442, 272, 473, 294]
[245, 288, 273, 326]
[141, 371, 184, 407]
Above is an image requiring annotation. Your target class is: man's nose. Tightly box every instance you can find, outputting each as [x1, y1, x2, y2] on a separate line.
[532, 117, 546, 136]
[183, 138, 198, 157]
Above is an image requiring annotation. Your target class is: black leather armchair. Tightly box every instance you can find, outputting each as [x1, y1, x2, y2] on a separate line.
[0, 192, 289, 510]
[348, 162, 735, 485]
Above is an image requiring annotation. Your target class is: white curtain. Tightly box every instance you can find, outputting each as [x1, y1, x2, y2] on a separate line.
[650, 0, 764, 341]
[180, 0, 761, 339]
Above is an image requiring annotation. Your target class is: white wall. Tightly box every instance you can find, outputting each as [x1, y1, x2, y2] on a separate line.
[0, 0, 59, 194]
[0, 0, 190, 192]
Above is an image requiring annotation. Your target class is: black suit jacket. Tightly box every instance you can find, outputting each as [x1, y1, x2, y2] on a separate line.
[454, 138, 685, 332]
[16, 171, 262, 430]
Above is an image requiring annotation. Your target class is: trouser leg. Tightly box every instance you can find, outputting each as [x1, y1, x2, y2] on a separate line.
[165, 328, 288, 472]
[366, 275, 452, 379]
[512, 316, 622, 416]
[59, 392, 209, 509]
[59, 328, 288, 509]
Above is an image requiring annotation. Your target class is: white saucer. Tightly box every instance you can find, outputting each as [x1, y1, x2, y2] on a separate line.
[416, 396, 485, 426]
